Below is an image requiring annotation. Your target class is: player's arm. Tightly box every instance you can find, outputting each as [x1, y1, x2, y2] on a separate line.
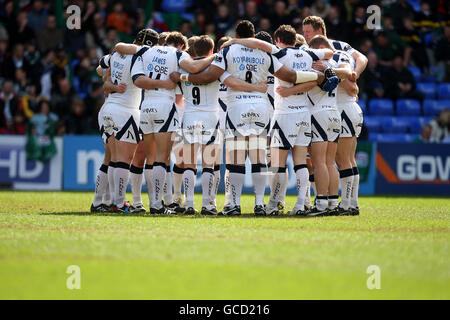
[352, 50, 368, 80]
[312, 61, 355, 82]
[114, 42, 139, 55]
[170, 65, 224, 85]
[133, 77, 177, 90]
[274, 65, 325, 84]
[340, 79, 359, 97]
[221, 38, 274, 53]
[103, 79, 127, 94]
[96, 65, 104, 76]
[223, 77, 268, 93]
[275, 81, 318, 98]
[179, 55, 215, 74]
[175, 93, 184, 107]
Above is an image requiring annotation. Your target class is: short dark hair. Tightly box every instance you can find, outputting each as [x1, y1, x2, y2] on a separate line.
[308, 35, 332, 49]
[255, 31, 273, 44]
[236, 20, 255, 38]
[187, 36, 200, 56]
[194, 35, 214, 57]
[274, 25, 296, 46]
[216, 36, 231, 52]
[302, 16, 327, 36]
[166, 31, 188, 50]
[158, 32, 169, 45]
[134, 28, 159, 46]
[295, 34, 306, 47]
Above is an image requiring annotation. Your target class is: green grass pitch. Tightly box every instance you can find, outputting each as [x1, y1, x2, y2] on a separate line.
[0, 191, 448, 300]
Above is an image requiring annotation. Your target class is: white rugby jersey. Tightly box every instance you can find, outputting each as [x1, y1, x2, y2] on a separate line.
[212, 44, 283, 104]
[131, 45, 190, 102]
[178, 62, 230, 113]
[328, 39, 356, 56]
[218, 80, 228, 113]
[100, 52, 142, 109]
[333, 50, 357, 104]
[306, 58, 339, 114]
[272, 46, 326, 114]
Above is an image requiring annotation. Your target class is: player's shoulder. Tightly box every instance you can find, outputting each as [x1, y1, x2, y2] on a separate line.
[333, 50, 353, 64]
[328, 39, 352, 52]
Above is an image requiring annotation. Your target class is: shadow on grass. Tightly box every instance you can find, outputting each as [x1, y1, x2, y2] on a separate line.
[39, 211, 316, 219]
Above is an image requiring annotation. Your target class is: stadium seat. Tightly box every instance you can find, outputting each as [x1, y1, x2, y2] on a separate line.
[364, 116, 381, 133]
[423, 99, 449, 116]
[369, 133, 418, 143]
[408, 66, 421, 83]
[357, 100, 366, 114]
[408, 117, 431, 134]
[437, 83, 450, 99]
[396, 99, 421, 116]
[369, 99, 394, 115]
[416, 83, 436, 99]
[380, 116, 409, 133]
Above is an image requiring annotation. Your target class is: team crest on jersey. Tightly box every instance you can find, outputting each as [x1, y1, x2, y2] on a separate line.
[147, 64, 154, 71]
[215, 56, 222, 63]
[185, 81, 191, 86]
[239, 64, 245, 71]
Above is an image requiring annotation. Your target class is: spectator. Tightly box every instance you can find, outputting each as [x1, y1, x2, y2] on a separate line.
[325, 6, 348, 43]
[373, 31, 409, 68]
[429, 110, 450, 143]
[64, 98, 92, 134]
[2, 43, 31, 80]
[383, 55, 423, 101]
[36, 15, 64, 53]
[86, 12, 110, 54]
[413, 1, 439, 35]
[399, 17, 430, 72]
[270, 1, 289, 32]
[51, 78, 75, 117]
[84, 82, 104, 120]
[27, 0, 48, 33]
[26, 100, 58, 162]
[243, 1, 261, 28]
[286, 0, 302, 23]
[179, 21, 193, 38]
[258, 18, 272, 34]
[350, 6, 370, 40]
[8, 11, 35, 46]
[359, 52, 385, 100]
[435, 25, 450, 82]
[0, 79, 24, 134]
[389, 0, 415, 29]
[106, 2, 131, 34]
[215, 5, 233, 39]
[192, 11, 207, 35]
[311, 0, 330, 19]
[414, 124, 432, 143]
[358, 38, 373, 57]
[104, 27, 119, 50]
[21, 82, 41, 119]
[13, 68, 28, 96]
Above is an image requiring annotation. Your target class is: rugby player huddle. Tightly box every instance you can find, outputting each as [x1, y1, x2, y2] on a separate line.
[91, 15, 367, 217]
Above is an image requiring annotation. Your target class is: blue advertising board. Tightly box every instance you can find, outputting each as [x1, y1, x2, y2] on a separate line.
[375, 143, 449, 195]
[0, 135, 62, 190]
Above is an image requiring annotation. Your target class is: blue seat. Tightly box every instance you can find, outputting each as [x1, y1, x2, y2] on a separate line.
[423, 99, 449, 116]
[380, 116, 409, 133]
[364, 116, 381, 133]
[438, 83, 450, 99]
[408, 66, 421, 83]
[396, 99, 421, 116]
[357, 100, 366, 114]
[408, 117, 431, 134]
[369, 99, 394, 115]
[416, 83, 436, 99]
[369, 133, 417, 143]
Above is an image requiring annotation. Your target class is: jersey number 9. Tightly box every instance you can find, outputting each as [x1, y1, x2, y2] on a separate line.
[192, 87, 200, 105]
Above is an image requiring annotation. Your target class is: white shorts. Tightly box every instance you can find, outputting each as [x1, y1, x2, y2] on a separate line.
[225, 101, 270, 139]
[181, 112, 220, 145]
[140, 98, 179, 134]
[270, 111, 311, 149]
[311, 109, 341, 143]
[98, 105, 110, 144]
[102, 102, 141, 144]
[338, 102, 363, 138]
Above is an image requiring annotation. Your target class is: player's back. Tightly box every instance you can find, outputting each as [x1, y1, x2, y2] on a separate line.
[333, 50, 356, 104]
[101, 52, 141, 109]
[133, 45, 186, 101]
[219, 44, 274, 103]
[307, 58, 339, 113]
[179, 64, 220, 113]
[273, 47, 318, 113]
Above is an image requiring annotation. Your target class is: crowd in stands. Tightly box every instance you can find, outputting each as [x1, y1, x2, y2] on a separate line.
[0, 0, 449, 143]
